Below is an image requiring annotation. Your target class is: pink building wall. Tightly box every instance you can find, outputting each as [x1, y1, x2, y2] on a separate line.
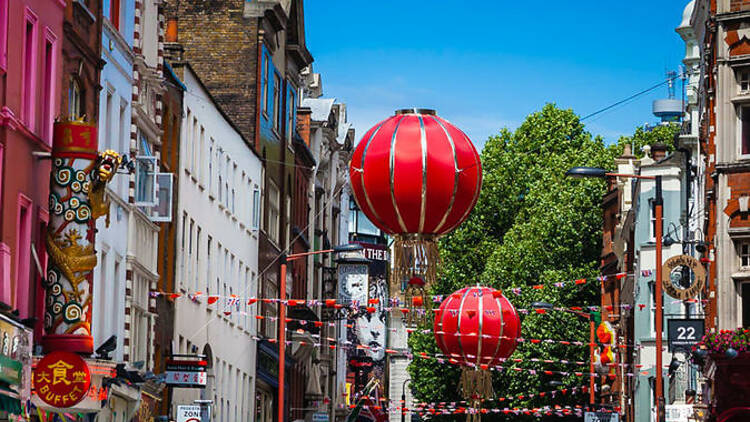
[0, 0, 62, 339]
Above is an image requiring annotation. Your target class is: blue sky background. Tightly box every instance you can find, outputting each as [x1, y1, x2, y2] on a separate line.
[305, 1, 691, 149]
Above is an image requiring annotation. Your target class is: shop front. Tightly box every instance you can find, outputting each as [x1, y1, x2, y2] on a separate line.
[0, 314, 33, 421]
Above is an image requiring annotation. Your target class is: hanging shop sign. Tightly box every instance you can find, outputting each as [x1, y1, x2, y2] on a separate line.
[165, 358, 208, 388]
[667, 319, 705, 352]
[33, 351, 91, 408]
[661, 255, 706, 300]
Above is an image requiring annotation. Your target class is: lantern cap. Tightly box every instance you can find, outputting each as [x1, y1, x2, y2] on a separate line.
[408, 277, 426, 287]
[395, 108, 436, 116]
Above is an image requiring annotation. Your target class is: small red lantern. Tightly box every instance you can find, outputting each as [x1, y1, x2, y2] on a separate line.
[434, 286, 521, 420]
[350, 109, 482, 321]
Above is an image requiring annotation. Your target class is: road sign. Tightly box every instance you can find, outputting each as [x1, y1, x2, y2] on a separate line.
[312, 412, 329, 422]
[177, 405, 202, 422]
[584, 412, 619, 422]
[667, 319, 705, 352]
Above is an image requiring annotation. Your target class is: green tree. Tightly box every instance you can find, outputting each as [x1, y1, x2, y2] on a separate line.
[407, 104, 615, 420]
[609, 123, 680, 158]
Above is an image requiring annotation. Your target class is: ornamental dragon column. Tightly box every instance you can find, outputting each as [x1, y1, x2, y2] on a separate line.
[42, 121, 121, 354]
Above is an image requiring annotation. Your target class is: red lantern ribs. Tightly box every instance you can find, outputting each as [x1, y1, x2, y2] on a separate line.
[434, 286, 521, 421]
[349, 109, 482, 323]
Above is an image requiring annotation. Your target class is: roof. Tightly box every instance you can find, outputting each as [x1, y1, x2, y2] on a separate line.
[301, 98, 335, 122]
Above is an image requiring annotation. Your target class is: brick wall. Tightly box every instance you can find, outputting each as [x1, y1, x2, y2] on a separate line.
[176, 0, 259, 143]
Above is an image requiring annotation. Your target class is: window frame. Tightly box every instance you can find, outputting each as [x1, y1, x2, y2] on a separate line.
[267, 180, 280, 245]
[40, 28, 57, 144]
[272, 71, 281, 134]
[740, 240, 750, 271]
[22, 8, 39, 128]
[0, 0, 8, 71]
[135, 155, 158, 207]
[262, 52, 269, 118]
[740, 104, 750, 159]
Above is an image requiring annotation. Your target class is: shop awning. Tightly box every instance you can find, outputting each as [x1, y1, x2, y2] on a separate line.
[0, 384, 22, 415]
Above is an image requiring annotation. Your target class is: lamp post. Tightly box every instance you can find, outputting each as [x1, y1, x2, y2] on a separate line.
[278, 243, 363, 422]
[566, 167, 664, 421]
[532, 301, 596, 405]
[401, 378, 411, 422]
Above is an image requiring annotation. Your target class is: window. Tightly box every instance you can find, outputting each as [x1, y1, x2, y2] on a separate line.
[272, 72, 281, 133]
[130, 275, 152, 370]
[262, 53, 269, 116]
[252, 189, 260, 229]
[15, 195, 32, 318]
[199, 126, 206, 185]
[22, 10, 38, 127]
[285, 194, 291, 248]
[109, 0, 120, 30]
[0, 0, 8, 70]
[287, 85, 296, 147]
[256, 389, 273, 422]
[135, 155, 157, 206]
[151, 173, 174, 222]
[41, 32, 55, 143]
[740, 70, 750, 93]
[742, 283, 750, 327]
[206, 236, 212, 293]
[741, 105, 750, 157]
[68, 78, 82, 120]
[195, 226, 202, 292]
[267, 180, 280, 244]
[208, 141, 214, 196]
[180, 212, 187, 289]
[741, 241, 750, 270]
[188, 218, 194, 289]
[185, 109, 192, 173]
[105, 89, 113, 150]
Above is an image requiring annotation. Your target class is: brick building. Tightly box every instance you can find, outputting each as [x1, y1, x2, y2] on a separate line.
[692, 0, 750, 420]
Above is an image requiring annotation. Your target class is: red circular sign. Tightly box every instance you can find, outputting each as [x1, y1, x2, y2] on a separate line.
[34, 351, 91, 408]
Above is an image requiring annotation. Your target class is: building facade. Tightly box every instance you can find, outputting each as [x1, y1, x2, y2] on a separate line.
[165, 62, 263, 422]
[0, 0, 63, 336]
[692, 0, 750, 420]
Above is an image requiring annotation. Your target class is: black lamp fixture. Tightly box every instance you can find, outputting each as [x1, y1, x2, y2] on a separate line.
[565, 167, 608, 179]
[531, 301, 554, 310]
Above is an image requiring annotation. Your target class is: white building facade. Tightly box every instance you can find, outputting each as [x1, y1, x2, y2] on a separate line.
[170, 65, 263, 422]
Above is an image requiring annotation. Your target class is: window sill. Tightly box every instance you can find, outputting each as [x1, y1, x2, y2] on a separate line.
[208, 193, 215, 201]
[190, 175, 198, 184]
[198, 184, 205, 192]
[732, 271, 750, 280]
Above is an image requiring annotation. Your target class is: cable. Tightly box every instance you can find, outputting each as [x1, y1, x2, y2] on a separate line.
[580, 75, 680, 122]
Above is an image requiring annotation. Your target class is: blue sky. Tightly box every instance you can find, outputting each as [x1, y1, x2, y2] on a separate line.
[305, 1, 691, 149]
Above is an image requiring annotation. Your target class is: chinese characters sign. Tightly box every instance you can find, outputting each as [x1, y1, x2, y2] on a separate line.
[165, 359, 207, 388]
[33, 351, 91, 408]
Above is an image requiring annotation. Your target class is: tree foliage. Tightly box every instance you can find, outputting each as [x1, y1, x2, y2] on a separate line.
[407, 104, 619, 420]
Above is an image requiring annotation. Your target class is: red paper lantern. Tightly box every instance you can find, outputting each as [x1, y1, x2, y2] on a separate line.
[434, 286, 521, 366]
[349, 109, 482, 321]
[433, 286, 520, 419]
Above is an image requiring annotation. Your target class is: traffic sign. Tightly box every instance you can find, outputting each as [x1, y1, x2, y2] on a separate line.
[177, 405, 202, 422]
[667, 319, 704, 352]
[584, 412, 619, 422]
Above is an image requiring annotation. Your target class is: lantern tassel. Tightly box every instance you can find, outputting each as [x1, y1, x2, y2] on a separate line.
[459, 367, 493, 422]
[392, 234, 440, 325]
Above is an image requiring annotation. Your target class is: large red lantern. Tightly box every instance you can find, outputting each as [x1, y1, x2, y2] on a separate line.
[434, 286, 521, 419]
[349, 109, 482, 321]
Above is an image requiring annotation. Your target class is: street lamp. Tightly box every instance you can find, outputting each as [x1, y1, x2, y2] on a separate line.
[566, 167, 665, 421]
[278, 243, 363, 422]
[531, 301, 596, 405]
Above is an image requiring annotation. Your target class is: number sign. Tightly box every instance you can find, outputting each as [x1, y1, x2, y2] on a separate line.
[667, 319, 705, 352]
